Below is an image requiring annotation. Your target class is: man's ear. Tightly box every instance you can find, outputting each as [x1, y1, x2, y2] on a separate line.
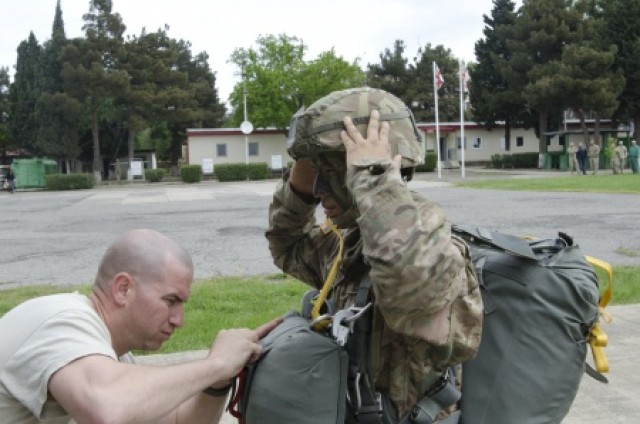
[112, 273, 133, 306]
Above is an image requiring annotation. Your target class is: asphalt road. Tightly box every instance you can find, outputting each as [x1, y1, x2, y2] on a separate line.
[2, 168, 639, 423]
[0, 169, 638, 288]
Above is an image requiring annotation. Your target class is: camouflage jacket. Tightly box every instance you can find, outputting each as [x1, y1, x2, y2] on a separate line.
[266, 159, 483, 417]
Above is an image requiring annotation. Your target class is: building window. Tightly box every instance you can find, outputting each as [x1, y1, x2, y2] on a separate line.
[248, 142, 259, 156]
[516, 136, 524, 147]
[457, 137, 467, 150]
[472, 137, 482, 149]
[217, 143, 227, 157]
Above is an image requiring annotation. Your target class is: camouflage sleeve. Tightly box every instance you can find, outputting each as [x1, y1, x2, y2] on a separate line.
[265, 175, 332, 289]
[347, 159, 482, 354]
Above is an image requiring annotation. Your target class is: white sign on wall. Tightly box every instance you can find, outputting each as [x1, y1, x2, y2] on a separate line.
[131, 160, 143, 176]
[271, 154, 283, 170]
[202, 158, 214, 174]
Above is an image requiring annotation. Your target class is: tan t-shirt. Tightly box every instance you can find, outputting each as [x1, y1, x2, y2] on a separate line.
[0, 293, 133, 423]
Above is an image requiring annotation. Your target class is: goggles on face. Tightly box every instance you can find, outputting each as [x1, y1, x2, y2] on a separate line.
[310, 155, 353, 212]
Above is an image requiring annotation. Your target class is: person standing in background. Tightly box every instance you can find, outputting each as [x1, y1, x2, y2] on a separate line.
[588, 141, 601, 175]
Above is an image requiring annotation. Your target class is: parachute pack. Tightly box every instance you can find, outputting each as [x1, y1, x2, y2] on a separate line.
[452, 225, 612, 424]
[228, 226, 612, 424]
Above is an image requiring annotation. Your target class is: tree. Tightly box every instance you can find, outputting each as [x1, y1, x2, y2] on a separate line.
[602, 0, 640, 141]
[61, 0, 130, 181]
[510, 0, 582, 150]
[228, 34, 363, 129]
[157, 38, 225, 165]
[367, 40, 411, 98]
[35, 0, 84, 171]
[9, 32, 42, 155]
[0, 67, 11, 157]
[410, 44, 460, 122]
[367, 41, 460, 122]
[470, 0, 532, 150]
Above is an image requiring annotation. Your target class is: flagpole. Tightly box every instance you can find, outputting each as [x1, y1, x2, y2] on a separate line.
[433, 61, 442, 180]
[459, 59, 466, 178]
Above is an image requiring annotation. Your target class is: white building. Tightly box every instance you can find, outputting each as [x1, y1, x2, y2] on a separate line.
[187, 122, 542, 171]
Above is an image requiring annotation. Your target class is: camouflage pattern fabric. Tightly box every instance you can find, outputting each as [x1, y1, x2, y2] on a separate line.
[266, 159, 483, 418]
[567, 143, 579, 174]
[287, 87, 424, 168]
[588, 143, 601, 175]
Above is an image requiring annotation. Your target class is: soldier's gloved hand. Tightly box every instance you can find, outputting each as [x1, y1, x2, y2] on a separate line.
[340, 109, 402, 170]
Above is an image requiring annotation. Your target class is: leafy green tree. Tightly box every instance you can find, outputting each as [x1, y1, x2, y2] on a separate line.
[34, 92, 83, 164]
[367, 40, 412, 98]
[9, 32, 42, 155]
[510, 0, 582, 150]
[602, 0, 640, 141]
[470, 0, 532, 149]
[557, 44, 623, 145]
[228, 34, 363, 129]
[0, 67, 11, 157]
[156, 38, 224, 165]
[367, 41, 460, 122]
[35, 0, 85, 171]
[410, 44, 460, 122]
[298, 49, 365, 110]
[61, 0, 130, 180]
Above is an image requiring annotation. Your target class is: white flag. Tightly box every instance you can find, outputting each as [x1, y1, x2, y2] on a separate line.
[434, 63, 444, 90]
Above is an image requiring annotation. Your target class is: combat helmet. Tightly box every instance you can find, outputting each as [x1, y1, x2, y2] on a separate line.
[286, 87, 424, 170]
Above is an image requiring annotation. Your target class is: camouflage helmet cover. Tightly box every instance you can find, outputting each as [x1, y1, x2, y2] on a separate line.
[287, 87, 424, 167]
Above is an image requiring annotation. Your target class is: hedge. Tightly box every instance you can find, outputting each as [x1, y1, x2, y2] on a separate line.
[246, 163, 269, 180]
[215, 163, 248, 182]
[490, 153, 538, 169]
[415, 151, 437, 172]
[145, 168, 166, 182]
[45, 173, 96, 190]
[215, 163, 270, 181]
[180, 165, 202, 183]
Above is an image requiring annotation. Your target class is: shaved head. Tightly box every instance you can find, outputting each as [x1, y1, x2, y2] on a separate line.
[95, 229, 193, 289]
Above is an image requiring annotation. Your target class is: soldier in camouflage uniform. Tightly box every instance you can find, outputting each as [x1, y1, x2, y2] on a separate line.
[567, 142, 579, 175]
[588, 141, 601, 175]
[266, 87, 483, 422]
[613, 140, 628, 174]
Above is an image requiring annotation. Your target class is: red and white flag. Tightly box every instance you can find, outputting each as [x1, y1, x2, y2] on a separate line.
[434, 63, 444, 90]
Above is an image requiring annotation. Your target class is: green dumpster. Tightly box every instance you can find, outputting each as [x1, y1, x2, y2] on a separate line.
[12, 158, 58, 189]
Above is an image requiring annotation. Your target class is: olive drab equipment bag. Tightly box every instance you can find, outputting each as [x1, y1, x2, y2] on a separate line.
[233, 311, 349, 424]
[453, 225, 612, 424]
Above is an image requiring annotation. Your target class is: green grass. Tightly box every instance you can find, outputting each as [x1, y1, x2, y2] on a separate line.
[1, 270, 638, 353]
[456, 173, 640, 193]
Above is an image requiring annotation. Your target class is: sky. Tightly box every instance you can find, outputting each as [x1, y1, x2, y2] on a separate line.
[0, 0, 521, 107]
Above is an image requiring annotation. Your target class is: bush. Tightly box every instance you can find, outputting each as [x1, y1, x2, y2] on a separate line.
[415, 151, 437, 172]
[246, 163, 270, 180]
[502, 154, 514, 169]
[145, 168, 166, 182]
[490, 154, 505, 169]
[511, 152, 538, 168]
[45, 173, 95, 190]
[215, 163, 247, 182]
[180, 165, 202, 183]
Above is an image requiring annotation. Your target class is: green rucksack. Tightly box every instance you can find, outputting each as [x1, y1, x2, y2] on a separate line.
[236, 311, 349, 423]
[453, 225, 610, 424]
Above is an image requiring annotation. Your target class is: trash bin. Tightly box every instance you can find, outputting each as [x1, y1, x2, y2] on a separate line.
[12, 158, 58, 188]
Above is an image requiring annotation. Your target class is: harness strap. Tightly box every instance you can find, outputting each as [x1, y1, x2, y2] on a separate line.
[346, 275, 385, 423]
